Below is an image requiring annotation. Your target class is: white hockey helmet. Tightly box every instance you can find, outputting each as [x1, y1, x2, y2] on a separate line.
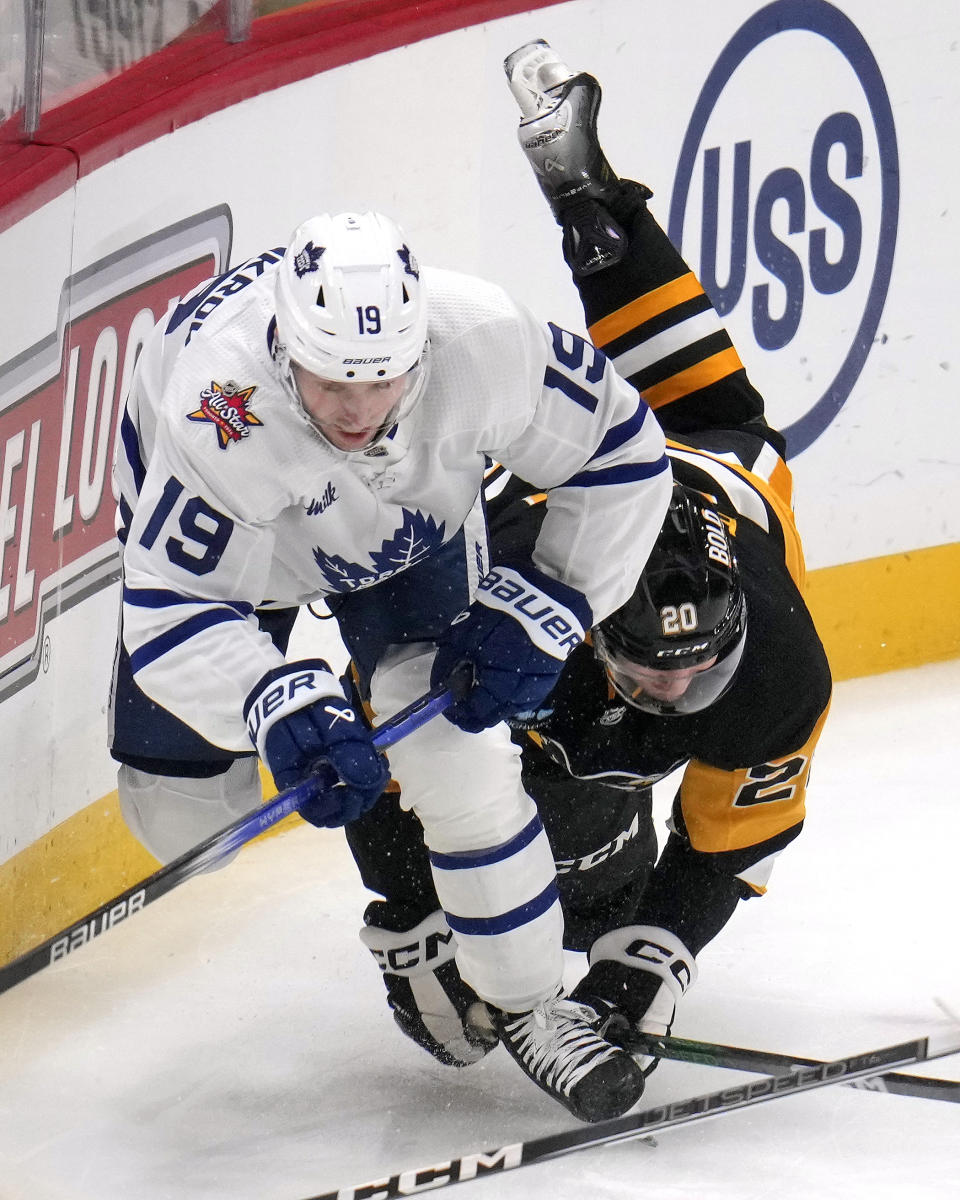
[274, 211, 429, 383]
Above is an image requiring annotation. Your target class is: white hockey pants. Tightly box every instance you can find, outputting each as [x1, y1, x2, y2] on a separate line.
[370, 643, 564, 1012]
[117, 757, 262, 867]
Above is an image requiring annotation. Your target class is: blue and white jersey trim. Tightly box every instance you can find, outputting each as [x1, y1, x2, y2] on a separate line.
[590, 398, 652, 460]
[123, 584, 254, 616]
[563, 453, 670, 489]
[129, 607, 249, 673]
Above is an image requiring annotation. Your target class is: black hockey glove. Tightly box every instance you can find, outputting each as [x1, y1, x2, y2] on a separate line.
[245, 660, 389, 826]
[359, 902, 499, 1067]
[430, 563, 591, 733]
[571, 924, 698, 1077]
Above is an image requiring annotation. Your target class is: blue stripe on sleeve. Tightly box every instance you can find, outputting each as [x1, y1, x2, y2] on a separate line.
[444, 879, 560, 937]
[123, 585, 254, 617]
[543, 366, 599, 413]
[429, 815, 544, 872]
[129, 607, 246, 673]
[590, 400, 651, 461]
[562, 453, 671, 489]
[117, 496, 133, 545]
[120, 409, 147, 495]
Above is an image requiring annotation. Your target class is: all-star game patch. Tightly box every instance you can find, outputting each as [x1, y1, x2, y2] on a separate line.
[187, 380, 263, 448]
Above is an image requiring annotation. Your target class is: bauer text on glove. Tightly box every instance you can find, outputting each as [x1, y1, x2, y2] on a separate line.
[244, 659, 390, 826]
[430, 563, 592, 733]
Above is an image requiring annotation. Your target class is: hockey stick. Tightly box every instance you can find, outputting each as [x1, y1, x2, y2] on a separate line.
[637, 1031, 960, 1105]
[302, 1027, 960, 1200]
[0, 681, 454, 997]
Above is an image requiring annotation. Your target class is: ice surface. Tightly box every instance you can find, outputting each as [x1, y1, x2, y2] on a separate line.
[1, 660, 959, 1200]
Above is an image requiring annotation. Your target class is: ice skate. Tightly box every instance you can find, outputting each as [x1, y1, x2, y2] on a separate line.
[504, 38, 579, 117]
[494, 988, 645, 1123]
[504, 39, 625, 275]
[568, 987, 663, 1075]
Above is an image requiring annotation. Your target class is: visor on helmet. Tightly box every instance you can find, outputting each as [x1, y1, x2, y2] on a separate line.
[595, 618, 747, 715]
[594, 481, 748, 714]
[277, 344, 431, 452]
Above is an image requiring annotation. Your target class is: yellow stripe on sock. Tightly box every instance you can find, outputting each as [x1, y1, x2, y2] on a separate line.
[642, 346, 744, 409]
[588, 273, 704, 348]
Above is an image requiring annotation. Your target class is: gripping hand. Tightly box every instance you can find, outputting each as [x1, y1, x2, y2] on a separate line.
[360, 903, 499, 1067]
[245, 659, 389, 827]
[430, 563, 591, 733]
[572, 924, 698, 1077]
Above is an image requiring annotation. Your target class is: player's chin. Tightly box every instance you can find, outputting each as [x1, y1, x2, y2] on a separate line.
[328, 427, 378, 451]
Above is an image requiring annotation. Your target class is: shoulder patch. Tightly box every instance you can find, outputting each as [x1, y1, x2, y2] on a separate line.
[187, 380, 263, 448]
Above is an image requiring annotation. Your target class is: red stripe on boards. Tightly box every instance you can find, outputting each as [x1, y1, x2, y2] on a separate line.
[0, 0, 558, 232]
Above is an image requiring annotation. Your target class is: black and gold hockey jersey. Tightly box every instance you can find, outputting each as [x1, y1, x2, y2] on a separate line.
[483, 187, 832, 955]
[346, 185, 832, 962]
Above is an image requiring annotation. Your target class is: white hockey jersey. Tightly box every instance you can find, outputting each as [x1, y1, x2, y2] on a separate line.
[115, 250, 671, 751]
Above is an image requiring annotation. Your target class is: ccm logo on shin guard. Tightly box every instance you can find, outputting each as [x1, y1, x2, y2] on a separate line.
[369, 927, 456, 974]
[360, 910, 458, 977]
[624, 935, 694, 993]
[592, 925, 698, 996]
[478, 567, 584, 657]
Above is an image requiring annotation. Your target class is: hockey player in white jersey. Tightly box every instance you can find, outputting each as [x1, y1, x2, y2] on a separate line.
[109, 199, 672, 1121]
[343, 37, 831, 1120]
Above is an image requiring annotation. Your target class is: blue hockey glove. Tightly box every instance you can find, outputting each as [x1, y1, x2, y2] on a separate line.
[430, 563, 591, 733]
[244, 659, 390, 827]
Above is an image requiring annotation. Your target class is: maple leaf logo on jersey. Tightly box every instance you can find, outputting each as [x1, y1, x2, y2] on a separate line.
[187, 380, 262, 448]
[293, 241, 324, 277]
[313, 509, 445, 592]
[397, 244, 419, 280]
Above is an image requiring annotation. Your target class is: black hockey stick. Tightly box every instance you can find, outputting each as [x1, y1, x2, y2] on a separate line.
[302, 1027, 960, 1200]
[637, 1031, 960, 1104]
[0, 681, 454, 996]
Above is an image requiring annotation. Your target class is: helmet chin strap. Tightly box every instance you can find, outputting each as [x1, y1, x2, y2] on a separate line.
[271, 336, 396, 455]
[354, 405, 401, 451]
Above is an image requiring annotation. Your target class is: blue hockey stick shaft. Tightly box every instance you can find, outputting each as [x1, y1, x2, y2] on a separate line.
[262, 682, 453, 828]
[0, 682, 454, 995]
[194, 680, 455, 854]
[370, 681, 454, 750]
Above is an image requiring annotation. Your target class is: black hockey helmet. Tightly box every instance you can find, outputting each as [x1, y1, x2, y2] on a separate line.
[594, 482, 747, 715]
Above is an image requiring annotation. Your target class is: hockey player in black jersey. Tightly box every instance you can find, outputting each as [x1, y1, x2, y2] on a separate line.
[345, 39, 833, 1105]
